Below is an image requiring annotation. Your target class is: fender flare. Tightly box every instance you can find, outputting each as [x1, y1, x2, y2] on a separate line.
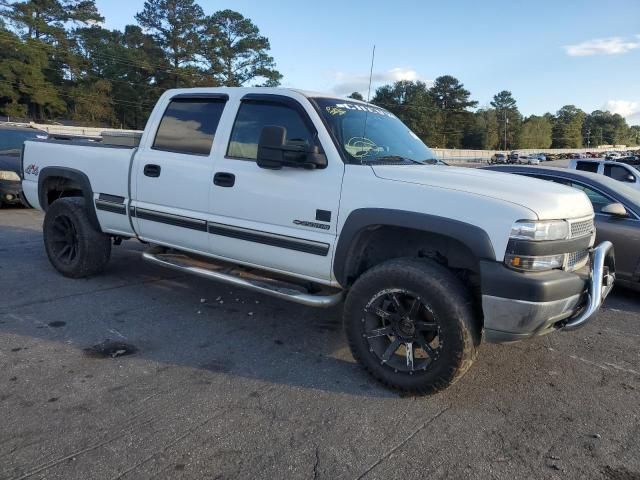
[38, 166, 100, 230]
[333, 208, 496, 286]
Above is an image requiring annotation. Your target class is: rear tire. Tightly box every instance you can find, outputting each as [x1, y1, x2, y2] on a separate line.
[344, 258, 480, 395]
[43, 197, 111, 278]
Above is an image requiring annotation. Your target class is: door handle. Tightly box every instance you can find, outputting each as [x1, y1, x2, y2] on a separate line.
[144, 164, 161, 177]
[214, 172, 235, 187]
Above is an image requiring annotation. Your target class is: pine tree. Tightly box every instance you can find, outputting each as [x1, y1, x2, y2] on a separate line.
[203, 9, 281, 87]
[135, 0, 205, 87]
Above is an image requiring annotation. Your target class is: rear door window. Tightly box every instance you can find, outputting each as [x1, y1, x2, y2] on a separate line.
[575, 161, 599, 173]
[604, 164, 635, 182]
[152, 97, 226, 156]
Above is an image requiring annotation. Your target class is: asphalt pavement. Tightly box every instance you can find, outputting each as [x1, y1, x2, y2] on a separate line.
[1, 207, 639, 480]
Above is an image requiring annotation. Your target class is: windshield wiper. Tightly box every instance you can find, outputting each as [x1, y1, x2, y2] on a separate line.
[362, 155, 422, 165]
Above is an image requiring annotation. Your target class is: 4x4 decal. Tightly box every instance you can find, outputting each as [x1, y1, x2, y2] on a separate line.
[25, 164, 39, 176]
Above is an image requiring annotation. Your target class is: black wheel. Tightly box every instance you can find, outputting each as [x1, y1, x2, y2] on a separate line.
[43, 197, 111, 278]
[344, 258, 480, 394]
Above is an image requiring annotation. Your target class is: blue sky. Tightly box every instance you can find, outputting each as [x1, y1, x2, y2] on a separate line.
[95, 0, 640, 124]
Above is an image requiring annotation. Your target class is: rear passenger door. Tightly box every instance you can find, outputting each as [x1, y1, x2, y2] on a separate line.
[132, 94, 227, 253]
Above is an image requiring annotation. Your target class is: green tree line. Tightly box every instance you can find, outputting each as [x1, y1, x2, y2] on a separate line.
[352, 81, 639, 149]
[0, 0, 281, 129]
[0, 0, 638, 147]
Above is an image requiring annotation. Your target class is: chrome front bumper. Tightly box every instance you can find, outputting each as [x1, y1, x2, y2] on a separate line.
[483, 241, 615, 343]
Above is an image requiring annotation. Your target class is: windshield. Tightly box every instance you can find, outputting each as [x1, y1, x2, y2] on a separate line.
[0, 129, 46, 156]
[313, 98, 437, 165]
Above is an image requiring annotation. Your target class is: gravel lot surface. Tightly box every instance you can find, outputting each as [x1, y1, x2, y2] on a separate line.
[1, 207, 639, 480]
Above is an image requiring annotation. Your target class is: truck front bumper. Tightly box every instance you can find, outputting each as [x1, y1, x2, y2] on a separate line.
[482, 241, 615, 343]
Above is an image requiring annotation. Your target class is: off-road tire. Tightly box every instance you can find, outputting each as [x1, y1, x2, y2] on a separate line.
[344, 257, 480, 395]
[43, 197, 111, 278]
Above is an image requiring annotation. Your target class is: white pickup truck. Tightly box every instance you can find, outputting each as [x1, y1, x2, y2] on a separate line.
[21, 88, 615, 394]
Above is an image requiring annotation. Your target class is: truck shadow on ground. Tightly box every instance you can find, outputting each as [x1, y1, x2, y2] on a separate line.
[0, 233, 402, 398]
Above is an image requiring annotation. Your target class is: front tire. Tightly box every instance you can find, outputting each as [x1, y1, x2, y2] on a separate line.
[344, 258, 480, 395]
[43, 197, 111, 278]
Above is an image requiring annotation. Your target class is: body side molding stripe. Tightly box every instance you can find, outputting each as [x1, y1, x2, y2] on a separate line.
[97, 193, 125, 204]
[125, 205, 329, 255]
[207, 222, 329, 256]
[132, 207, 208, 232]
[95, 200, 126, 215]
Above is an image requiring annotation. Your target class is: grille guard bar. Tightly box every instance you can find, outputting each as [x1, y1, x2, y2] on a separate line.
[562, 241, 615, 331]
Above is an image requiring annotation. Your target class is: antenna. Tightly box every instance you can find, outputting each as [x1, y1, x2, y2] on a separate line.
[361, 45, 376, 149]
[366, 45, 376, 103]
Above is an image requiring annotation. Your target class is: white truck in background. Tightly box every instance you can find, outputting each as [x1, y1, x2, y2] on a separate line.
[21, 87, 615, 394]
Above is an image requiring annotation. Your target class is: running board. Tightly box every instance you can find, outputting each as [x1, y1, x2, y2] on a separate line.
[142, 248, 343, 308]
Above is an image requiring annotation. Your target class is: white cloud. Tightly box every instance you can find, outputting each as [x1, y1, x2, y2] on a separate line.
[331, 68, 431, 97]
[565, 35, 640, 56]
[605, 100, 639, 117]
[604, 100, 640, 124]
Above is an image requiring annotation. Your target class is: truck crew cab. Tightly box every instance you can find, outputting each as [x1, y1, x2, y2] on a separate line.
[21, 88, 615, 394]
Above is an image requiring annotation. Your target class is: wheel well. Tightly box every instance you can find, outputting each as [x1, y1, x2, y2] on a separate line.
[41, 176, 84, 210]
[342, 225, 482, 303]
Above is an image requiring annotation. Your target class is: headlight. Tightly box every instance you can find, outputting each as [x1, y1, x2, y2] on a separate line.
[0, 170, 20, 181]
[504, 253, 565, 271]
[510, 220, 569, 241]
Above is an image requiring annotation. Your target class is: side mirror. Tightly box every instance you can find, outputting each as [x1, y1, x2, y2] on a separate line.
[256, 125, 327, 170]
[601, 202, 628, 217]
[625, 174, 636, 183]
[257, 125, 287, 170]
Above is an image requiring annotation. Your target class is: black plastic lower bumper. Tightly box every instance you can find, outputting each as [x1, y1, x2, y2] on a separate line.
[480, 260, 588, 303]
[0, 179, 22, 204]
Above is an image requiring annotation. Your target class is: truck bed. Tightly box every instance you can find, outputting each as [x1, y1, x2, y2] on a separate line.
[21, 139, 136, 236]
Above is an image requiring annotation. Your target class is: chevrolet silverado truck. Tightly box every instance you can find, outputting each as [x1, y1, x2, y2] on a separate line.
[20, 88, 615, 394]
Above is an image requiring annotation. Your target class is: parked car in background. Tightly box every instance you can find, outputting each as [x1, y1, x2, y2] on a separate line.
[568, 159, 640, 190]
[524, 154, 540, 165]
[0, 124, 47, 207]
[485, 165, 640, 289]
[619, 155, 640, 166]
[508, 151, 520, 163]
[490, 152, 508, 164]
[536, 153, 547, 162]
[605, 152, 621, 160]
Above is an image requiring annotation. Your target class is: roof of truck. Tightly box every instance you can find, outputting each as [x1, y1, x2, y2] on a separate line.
[162, 87, 367, 103]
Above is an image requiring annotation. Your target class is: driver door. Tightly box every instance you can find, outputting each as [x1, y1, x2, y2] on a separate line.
[208, 95, 344, 282]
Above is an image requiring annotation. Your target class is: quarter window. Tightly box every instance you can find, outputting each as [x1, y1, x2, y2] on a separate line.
[227, 102, 315, 160]
[152, 98, 226, 156]
[575, 161, 598, 173]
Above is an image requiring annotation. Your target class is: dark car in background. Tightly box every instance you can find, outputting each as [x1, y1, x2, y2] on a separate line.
[489, 152, 508, 164]
[485, 165, 640, 290]
[0, 125, 47, 207]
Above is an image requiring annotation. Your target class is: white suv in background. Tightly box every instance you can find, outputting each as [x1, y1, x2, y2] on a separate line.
[569, 159, 640, 190]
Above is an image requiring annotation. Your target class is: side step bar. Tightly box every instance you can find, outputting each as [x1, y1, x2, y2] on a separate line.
[142, 248, 343, 308]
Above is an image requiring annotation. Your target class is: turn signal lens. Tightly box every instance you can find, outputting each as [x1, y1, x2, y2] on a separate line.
[505, 253, 565, 271]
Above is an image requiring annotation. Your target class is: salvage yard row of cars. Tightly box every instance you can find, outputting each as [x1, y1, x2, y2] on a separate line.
[4, 88, 639, 394]
[490, 150, 640, 165]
